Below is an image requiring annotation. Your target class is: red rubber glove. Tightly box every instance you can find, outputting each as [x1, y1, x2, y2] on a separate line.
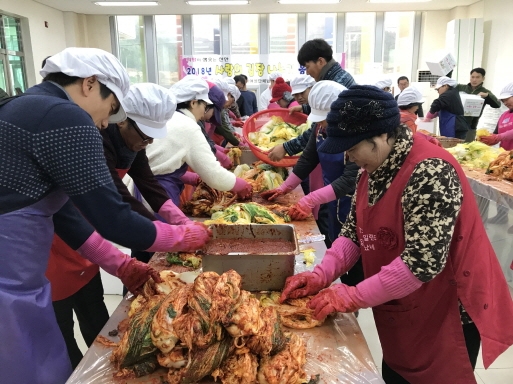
[288, 185, 336, 221]
[260, 172, 302, 201]
[147, 221, 212, 252]
[232, 120, 244, 128]
[479, 134, 501, 146]
[231, 177, 253, 200]
[117, 258, 163, 296]
[279, 271, 327, 303]
[308, 284, 362, 319]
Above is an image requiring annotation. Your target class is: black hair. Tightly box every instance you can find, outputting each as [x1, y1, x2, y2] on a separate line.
[241, 74, 248, 81]
[177, 99, 207, 111]
[397, 76, 409, 84]
[398, 103, 419, 110]
[297, 39, 333, 66]
[234, 75, 246, 86]
[470, 67, 486, 77]
[41, 55, 52, 69]
[43, 72, 113, 100]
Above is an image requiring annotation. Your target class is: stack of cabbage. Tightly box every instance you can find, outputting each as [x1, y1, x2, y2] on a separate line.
[233, 162, 288, 192]
[248, 116, 309, 151]
[206, 203, 290, 225]
[446, 141, 504, 169]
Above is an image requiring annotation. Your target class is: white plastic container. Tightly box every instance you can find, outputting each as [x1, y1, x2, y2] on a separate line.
[459, 93, 485, 117]
[426, 52, 457, 76]
[416, 118, 436, 134]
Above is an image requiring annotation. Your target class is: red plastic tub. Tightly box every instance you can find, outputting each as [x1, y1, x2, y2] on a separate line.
[242, 108, 308, 168]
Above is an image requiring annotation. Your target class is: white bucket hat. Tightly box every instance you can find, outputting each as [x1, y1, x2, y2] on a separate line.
[40, 47, 130, 123]
[499, 82, 513, 100]
[121, 83, 177, 139]
[375, 78, 393, 90]
[171, 75, 213, 105]
[307, 80, 347, 123]
[397, 86, 425, 106]
[435, 76, 457, 90]
[290, 75, 316, 95]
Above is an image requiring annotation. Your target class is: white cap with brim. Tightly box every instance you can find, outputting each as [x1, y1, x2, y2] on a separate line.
[269, 72, 282, 81]
[290, 75, 316, 95]
[499, 82, 513, 100]
[397, 86, 425, 106]
[40, 47, 130, 123]
[122, 83, 177, 139]
[375, 78, 393, 89]
[435, 76, 457, 90]
[171, 75, 213, 105]
[307, 80, 347, 123]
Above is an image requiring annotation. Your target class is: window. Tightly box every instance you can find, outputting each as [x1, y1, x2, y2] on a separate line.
[269, 14, 297, 53]
[155, 15, 182, 87]
[344, 13, 375, 76]
[306, 13, 336, 47]
[382, 12, 415, 76]
[230, 14, 259, 54]
[192, 15, 220, 55]
[0, 15, 27, 95]
[116, 16, 147, 84]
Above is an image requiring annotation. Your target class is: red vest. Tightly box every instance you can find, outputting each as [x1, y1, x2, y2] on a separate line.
[45, 168, 129, 301]
[355, 134, 513, 383]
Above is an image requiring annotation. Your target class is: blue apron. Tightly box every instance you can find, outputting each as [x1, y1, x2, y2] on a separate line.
[0, 190, 73, 384]
[316, 127, 352, 242]
[439, 109, 456, 138]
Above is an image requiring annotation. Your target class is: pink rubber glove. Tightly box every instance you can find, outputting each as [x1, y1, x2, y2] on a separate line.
[308, 257, 423, 320]
[158, 200, 193, 226]
[180, 171, 200, 186]
[260, 172, 302, 201]
[146, 221, 212, 252]
[231, 177, 253, 200]
[214, 145, 233, 169]
[77, 231, 161, 295]
[423, 111, 438, 122]
[232, 120, 244, 128]
[288, 185, 336, 220]
[479, 134, 501, 146]
[280, 236, 360, 303]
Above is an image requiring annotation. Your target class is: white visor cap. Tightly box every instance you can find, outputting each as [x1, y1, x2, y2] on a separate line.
[290, 75, 316, 95]
[122, 83, 177, 139]
[397, 86, 425, 106]
[171, 75, 213, 105]
[307, 80, 347, 123]
[435, 76, 457, 90]
[499, 82, 513, 100]
[40, 47, 130, 123]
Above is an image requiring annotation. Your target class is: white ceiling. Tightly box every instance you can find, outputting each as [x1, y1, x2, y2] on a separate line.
[33, 0, 481, 15]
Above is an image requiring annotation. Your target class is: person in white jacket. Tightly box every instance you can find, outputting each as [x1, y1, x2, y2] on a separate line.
[142, 75, 252, 205]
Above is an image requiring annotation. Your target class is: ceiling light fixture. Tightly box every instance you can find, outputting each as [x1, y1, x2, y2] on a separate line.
[278, 0, 340, 4]
[94, 1, 159, 6]
[187, 0, 249, 5]
[368, 0, 431, 3]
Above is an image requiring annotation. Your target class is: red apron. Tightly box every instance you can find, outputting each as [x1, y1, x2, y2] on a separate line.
[355, 134, 513, 383]
[46, 168, 129, 301]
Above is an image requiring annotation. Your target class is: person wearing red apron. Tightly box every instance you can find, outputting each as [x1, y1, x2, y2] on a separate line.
[478, 81, 513, 238]
[0, 48, 212, 384]
[262, 81, 363, 285]
[137, 76, 252, 207]
[46, 83, 202, 368]
[281, 85, 513, 383]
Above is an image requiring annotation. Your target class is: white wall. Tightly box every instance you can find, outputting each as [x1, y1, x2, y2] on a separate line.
[0, 0, 67, 85]
[418, 10, 452, 72]
[481, 0, 513, 94]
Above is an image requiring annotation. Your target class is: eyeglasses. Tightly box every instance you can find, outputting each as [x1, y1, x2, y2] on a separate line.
[131, 121, 153, 144]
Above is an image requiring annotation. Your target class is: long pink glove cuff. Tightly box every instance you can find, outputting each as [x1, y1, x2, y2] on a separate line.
[355, 256, 423, 308]
[314, 236, 361, 287]
[425, 111, 438, 120]
[302, 184, 336, 208]
[232, 177, 250, 193]
[214, 146, 232, 168]
[146, 220, 184, 252]
[180, 171, 200, 186]
[158, 200, 192, 226]
[77, 231, 129, 276]
[279, 172, 302, 193]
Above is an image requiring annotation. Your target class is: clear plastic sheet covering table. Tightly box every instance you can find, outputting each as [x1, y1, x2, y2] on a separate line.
[463, 166, 513, 210]
[66, 186, 383, 384]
